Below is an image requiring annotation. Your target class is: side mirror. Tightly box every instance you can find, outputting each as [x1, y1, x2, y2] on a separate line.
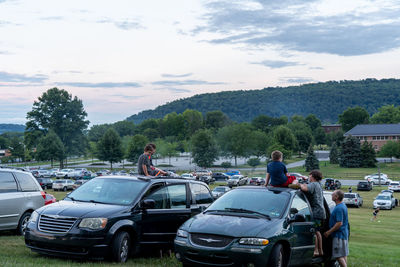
[293, 213, 306, 222]
[141, 199, 155, 209]
[290, 208, 299, 214]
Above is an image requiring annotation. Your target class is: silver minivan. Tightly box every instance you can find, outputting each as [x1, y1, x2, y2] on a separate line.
[0, 169, 45, 235]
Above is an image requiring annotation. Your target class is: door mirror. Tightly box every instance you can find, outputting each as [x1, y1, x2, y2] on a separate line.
[141, 199, 156, 209]
[290, 208, 299, 214]
[288, 213, 306, 223]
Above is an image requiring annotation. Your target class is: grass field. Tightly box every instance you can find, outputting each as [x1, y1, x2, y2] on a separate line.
[1, 184, 400, 266]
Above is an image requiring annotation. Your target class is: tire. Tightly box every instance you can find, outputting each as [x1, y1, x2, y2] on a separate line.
[63, 187, 67, 192]
[111, 231, 131, 263]
[267, 244, 285, 267]
[17, 212, 32, 236]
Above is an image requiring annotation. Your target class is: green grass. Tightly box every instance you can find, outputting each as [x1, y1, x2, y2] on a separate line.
[2, 186, 400, 266]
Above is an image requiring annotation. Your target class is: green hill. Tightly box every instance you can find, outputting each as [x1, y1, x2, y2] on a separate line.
[127, 78, 400, 124]
[0, 124, 25, 134]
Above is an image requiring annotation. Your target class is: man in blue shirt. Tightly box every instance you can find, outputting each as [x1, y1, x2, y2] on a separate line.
[324, 190, 349, 267]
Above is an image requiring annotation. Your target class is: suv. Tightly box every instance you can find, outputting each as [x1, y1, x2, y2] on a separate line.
[25, 176, 214, 262]
[0, 169, 45, 235]
[373, 193, 396, 210]
[357, 181, 372, 191]
[343, 193, 363, 208]
[52, 179, 75, 191]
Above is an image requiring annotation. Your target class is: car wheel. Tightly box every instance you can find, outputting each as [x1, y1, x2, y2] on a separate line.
[111, 231, 131, 263]
[63, 187, 67, 192]
[17, 212, 32, 236]
[267, 243, 285, 267]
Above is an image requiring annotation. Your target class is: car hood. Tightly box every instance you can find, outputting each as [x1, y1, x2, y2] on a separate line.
[184, 213, 281, 238]
[37, 200, 128, 218]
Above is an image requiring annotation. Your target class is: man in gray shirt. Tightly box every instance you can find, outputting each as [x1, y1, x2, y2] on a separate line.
[137, 144, 155, 176]
[300, 170, 326, 257]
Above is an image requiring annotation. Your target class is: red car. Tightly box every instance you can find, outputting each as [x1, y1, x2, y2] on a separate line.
[44, 193, 56, 205]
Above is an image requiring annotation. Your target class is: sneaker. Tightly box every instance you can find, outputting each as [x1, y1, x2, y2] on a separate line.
[288, 184, 301, 189]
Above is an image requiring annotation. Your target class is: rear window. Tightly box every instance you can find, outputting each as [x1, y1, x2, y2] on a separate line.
[0, 172, 18, 193]
[14, 172, 40, 192]
[344, 193, 355, 198]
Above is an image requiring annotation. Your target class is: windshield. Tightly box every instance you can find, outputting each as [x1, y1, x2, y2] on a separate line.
[213, 187, 225, 192]
[206, 189, 289, 218]
[376, 195, 390, 200]
[344, 194, 355, 198]
[66, 178, 147, 205]
[230, 176, 240, 180]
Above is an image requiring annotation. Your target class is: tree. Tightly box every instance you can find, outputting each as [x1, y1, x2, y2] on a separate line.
[379, 141, 400, 161]
[251, 115, 287, 133]
[97, 128, 124, 169]
[126, 134, 148, 163]
[25, 88, 89, 168]
[294, 129, 313, 154]
[326, 130, 345, 147]
[205, 110, 230, 130]
[221, 161, 232, 170]
[157, 139, 179, 165]
[272, 126, 298, 153]
[159, 112, 185, 140]
[183, 109, 203, 137]
[191, 129, 218, 168]
[339, 135, 361, 168]
[305, 145, 319, 171]
[36, 130, 64, 167]
[112, 121, 135, 137]
[251, 130, 271, 158]
[9, 136, 25, 162]
[247, 158, 261, 172]
[329, 143, 339, 164]
[0, 136, 9, 149]
[313, 127, 326, 147]
[87, 124, 110, 142]
[267, 143, 292, 160]
[360, 141, 377, 167]
[338, 106, 369, 132]
[370, 105, 400, 124]
[305, 114, 322, 131]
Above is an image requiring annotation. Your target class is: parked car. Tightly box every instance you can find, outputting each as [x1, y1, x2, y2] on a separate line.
[48, 168, 59, 177]
[25, 176, 214, 262]
[199, 175, 214, 185]
[388, 181, 400, 192]
[212, 172, 230, 181]
[365, 174, 390, 185]
[324, 178, 341, 190]
[343, 193, 363, 208]
[227, 175, 241, 187]
[258, 178, 266, 186]
[249, 177, 262, 185]
[72, 179, 86, 189]
[288, 172, 308, 183]
[0, 169, 45, 235]
[96, 169, 111, 176]
[357, 181, 373, 191]
[175, 186, 339, 267]
[44, 193, 56, 205]
[373, 193, 396, 210]
[193, 170, 212, 179]
[36, 178, 53, 190]
[30, 170, 39, 178]
[211, 186, 231, 199]
[365, 173, 388, 180]
[224, 170, 240, 176]
[36, 170, 51, 178]
[56, 169, 75, 179]
[181, 173, 195, 180]
[52, 179, 75, 191]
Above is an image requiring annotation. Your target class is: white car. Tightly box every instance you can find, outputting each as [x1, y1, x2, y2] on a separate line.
[56, 169, 75, 178]
[373, 193, 396, 210]
[367, 175, 390, 185]
[365, 173, 388, 180]
[181, 173, 195, 180]
[343, 193, 363, 208]
[52, 179, 75, 191]
[388, 181, 400, 192]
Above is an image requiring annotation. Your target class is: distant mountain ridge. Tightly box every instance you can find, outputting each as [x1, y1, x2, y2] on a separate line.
[127, 79, 400, 124]
[0, 124, 25, 134]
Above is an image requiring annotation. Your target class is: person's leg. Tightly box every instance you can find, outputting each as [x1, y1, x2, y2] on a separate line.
[337, 257, 347, 267]
[316, 231, 323, 255]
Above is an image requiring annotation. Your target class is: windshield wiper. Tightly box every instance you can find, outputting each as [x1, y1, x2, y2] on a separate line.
[204, 209, 225, 214]
[224, 208, 271, 220]
[89, 199, 109, 204]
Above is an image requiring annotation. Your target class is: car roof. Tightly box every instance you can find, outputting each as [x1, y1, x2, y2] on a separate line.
[93, 175, 207, 185]
[236, 185, 296, 194]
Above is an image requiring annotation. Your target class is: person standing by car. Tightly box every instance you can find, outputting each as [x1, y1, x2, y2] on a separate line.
[324, 190, 349, 267]
[298, 170, 326, 257]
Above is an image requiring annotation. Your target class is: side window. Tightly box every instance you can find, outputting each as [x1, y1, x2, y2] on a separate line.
[190, 183, 213, 204]
[291, 194, 312, 221]
[0, 172, 18, 193]
[168, 184, 187, 209]
[144, 186, 169, 209]
[14, 172, 39, 192]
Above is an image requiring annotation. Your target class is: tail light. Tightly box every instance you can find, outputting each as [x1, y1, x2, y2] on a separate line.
[40, 191, 46, 200]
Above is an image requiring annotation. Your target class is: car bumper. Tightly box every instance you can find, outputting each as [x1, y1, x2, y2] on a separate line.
[25, 224, 109, 259]
[174, 237, 271, 267]
[373, 204, 391, 209]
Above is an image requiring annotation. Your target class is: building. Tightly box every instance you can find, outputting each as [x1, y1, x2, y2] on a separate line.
[322, 124, 342, 133]
[0, 149, 11, 158]
[344, 124, 400, 151]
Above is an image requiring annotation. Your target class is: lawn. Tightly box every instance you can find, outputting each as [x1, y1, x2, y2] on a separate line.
[1, 186, 400, 266]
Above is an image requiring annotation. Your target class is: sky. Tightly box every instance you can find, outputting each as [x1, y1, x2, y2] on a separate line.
[1, 0, 400, 126]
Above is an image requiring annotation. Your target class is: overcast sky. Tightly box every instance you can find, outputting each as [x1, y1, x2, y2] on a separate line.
[1, 0, 400, 125]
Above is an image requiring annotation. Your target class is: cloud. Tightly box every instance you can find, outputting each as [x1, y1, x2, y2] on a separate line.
[152, 79, 225, 86]
[57, 82, 141, 88]
[194, 0, 400, 56]
[279, 77, 315, 84]
[154, 87, 192, 93]
[0, 71, 47, 83]
[161, 73, 193, 78]
[40, 16, 64, 21]
[97, 18, 144, 30]
[309, 66, 324, 70]
[252, 60, 302, 69]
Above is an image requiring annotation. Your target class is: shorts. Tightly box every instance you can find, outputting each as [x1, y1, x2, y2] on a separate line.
[332, 237, 349, 259]
[273, 176, 297, 187]
[314, 219, 323, 231]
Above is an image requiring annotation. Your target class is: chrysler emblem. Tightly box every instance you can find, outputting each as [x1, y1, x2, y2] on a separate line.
[199, 237, 220, 243]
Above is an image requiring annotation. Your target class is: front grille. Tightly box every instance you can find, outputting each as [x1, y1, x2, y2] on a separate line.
[190, 233, 233, 248]
[38, 215, 77, 233]
[378, 202, 387, 205]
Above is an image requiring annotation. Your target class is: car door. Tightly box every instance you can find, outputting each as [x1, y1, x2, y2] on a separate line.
[140, 182, 191, 245]
[288, 193, 315, 265]
[0, 171, 24, 230]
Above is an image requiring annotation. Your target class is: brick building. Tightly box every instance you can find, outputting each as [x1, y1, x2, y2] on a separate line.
[344, 124, 400, 151]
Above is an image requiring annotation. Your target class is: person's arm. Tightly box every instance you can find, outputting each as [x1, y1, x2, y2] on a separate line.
[142, 164, 149, 176]
[300, 184, 308, 191]
[265, 173, 270, 186]
[324, 221, 343, 237]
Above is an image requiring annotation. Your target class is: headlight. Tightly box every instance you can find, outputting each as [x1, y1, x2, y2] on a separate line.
[28, 211, 39, 223]
[177, 229, 189, 238]
[239, 238, 269, 246]
[79, 218, 108, 230]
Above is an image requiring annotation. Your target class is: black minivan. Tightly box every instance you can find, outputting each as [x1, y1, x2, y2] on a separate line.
[25, 176, 214, 262]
